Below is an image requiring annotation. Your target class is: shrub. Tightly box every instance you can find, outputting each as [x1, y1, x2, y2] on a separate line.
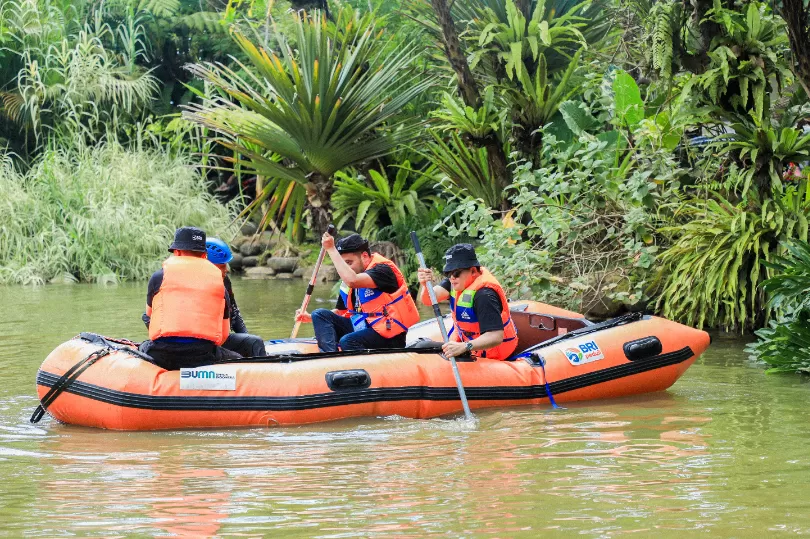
[0, 142, 235, 284]
[747, 239, 810, 373]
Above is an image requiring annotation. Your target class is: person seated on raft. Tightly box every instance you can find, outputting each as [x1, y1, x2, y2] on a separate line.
[294, 232, 420, 352]
[205, 238, 266, 358]
[139, 227, 242, 370]
[416, 243, 518, 360]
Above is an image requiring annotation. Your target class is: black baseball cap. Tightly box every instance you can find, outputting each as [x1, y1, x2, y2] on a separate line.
[336, 233, 370, 254]
[443, 243, 480, 272]
[168, 226, 207, 253]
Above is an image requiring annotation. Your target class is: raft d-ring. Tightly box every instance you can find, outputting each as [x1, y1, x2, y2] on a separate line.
[262, 415, 280, 428]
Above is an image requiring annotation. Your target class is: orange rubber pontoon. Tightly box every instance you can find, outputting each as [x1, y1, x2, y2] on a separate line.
[34, 301, 710, 430]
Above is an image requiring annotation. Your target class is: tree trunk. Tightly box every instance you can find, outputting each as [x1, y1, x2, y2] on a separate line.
[515, 0, 530, 19]
[430, 0, 513, 202]
[483, 136, 512, 210]
[681, 0, 722, 73]
[781, 0, 810, 98]
[304, 172, 333, 237]
[430, 0, 481, 108]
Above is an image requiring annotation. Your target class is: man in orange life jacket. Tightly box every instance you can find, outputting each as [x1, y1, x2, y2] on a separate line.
[139, 227, 242, 370]
[416, 244, 518, 360]
[294, 233, 420, 352]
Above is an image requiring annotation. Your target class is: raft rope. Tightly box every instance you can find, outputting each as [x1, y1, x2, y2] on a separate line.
[514, 352, 563, 410]
[30, 348, 111, 424]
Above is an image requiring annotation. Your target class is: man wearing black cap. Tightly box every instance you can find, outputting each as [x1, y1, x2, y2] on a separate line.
[139, 227, 242, 369]
[295, 232, 420, 351]
[417, 243, 518, 360]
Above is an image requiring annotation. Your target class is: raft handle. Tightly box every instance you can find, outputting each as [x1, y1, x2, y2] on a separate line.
[326, 369, 371, 391]
[529, 314, 556, 331]
[623, 337, 663, 361]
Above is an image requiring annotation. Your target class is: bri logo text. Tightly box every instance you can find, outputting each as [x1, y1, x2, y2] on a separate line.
[564, 340, 604, 365]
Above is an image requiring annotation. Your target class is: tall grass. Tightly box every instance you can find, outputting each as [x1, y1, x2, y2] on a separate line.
[0, 143, 235, 285]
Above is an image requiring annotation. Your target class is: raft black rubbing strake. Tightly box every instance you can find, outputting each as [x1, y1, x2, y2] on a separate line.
[34, 346, 695, 412]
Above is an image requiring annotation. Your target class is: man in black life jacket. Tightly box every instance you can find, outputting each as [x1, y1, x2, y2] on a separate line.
[294, 233, 420, 352]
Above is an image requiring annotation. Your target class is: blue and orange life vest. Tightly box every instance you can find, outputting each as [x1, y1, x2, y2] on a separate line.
[339, 253, 420, 338]
[147, 256, 229, 345]
[449, 268, 518, 360]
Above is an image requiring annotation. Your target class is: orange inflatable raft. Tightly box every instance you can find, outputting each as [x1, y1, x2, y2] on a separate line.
[34, 301, 710, 430]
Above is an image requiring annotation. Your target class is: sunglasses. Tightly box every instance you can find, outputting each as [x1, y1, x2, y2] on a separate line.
[444, 269, 467, 279]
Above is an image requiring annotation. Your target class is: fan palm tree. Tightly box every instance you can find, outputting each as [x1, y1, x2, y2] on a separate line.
[184, 9, 433, 237]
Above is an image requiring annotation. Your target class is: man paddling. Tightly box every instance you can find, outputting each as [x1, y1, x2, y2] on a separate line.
[294, 233, 420, 351]
[416, 244, 518, 360]
[206, 237, 266, 358]
[140, 227, 241, 369]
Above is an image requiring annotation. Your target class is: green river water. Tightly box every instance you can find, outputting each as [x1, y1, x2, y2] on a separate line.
[1, 279, 809, 538]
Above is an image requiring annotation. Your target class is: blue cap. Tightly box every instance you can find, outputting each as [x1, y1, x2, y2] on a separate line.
[206, 237, 233, 264]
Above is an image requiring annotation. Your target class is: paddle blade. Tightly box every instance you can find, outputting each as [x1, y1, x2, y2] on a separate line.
[410, 231, 422, 253]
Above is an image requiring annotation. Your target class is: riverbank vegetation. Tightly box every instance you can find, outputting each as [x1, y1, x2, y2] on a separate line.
[2, 0, 810, 349]
[0, 142, 233, 284]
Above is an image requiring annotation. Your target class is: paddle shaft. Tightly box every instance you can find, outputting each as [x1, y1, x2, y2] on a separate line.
[410, 231, 473, 420]
[291, 225, 335, 338]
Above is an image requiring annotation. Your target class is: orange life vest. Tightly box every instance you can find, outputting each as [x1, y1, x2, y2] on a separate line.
[341, 254, 420, 338]
[148, 256, 229, 345]
[449, 268, 518, 360]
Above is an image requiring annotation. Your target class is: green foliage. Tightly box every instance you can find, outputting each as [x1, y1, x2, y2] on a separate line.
[0, 0, 159, 156]
[0, 141, 235, 285]
[699, 2, 790, 122]
[460, 0, 608, 75]
[655, 179, 810, 331]
[376, 207, 475, 285]
[612, 70, 644, 128]
[711, 110, 810, 197]
[747, 239, 810, 373]
[427, 132, 503, 209]
[332, 161, 442, 239]
[444, 131, 680, 309]
[431, 87, 506, 141]
[507, 48, 583, 149]
[648, 0, 682, 81]
[185, 8, 432, 236]
[472, 0, 588, 80]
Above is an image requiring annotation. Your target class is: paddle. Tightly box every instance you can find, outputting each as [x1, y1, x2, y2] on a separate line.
[410, 231, 473, 421]
[291, 224, 336, 339]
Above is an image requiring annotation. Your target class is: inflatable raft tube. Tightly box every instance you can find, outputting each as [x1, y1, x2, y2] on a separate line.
[34, 307, 709, 430]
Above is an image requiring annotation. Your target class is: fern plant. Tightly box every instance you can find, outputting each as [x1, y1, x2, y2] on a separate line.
[648, 0, 683, 81]
[471, 0, 588, 80]
[698, 1, 791, 122]
[747, 239, 810, 373]
[431, 87, 507, 141]
[712, 111, 810, 198]
[507, 48, 583, 153]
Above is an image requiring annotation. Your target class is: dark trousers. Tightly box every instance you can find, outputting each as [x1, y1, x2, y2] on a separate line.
[311, 308, 406, 352]
[139, 338, 242, 370]
[223, 333, 266, 357]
